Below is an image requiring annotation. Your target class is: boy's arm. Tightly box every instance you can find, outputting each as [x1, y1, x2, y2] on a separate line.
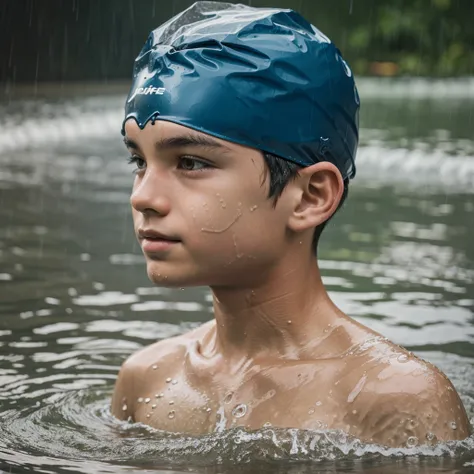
[111, 357, 144, 421]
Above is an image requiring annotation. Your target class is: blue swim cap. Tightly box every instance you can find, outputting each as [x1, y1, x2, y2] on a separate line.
[123, 1, 360, 180]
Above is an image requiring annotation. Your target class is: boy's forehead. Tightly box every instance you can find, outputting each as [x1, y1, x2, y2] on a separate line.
[123, 119, 255, 156]
[124, 119, 199, 139]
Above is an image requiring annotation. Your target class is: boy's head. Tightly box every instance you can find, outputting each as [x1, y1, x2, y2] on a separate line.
[122, 2, 359, 286]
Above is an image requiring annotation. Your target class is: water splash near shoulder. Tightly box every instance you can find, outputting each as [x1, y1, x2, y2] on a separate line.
[214, 405, 227, 433]
[1, 388, 474, 469]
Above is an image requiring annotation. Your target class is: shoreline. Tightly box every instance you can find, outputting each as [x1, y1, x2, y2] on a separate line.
[1, 77, 474, 102]
[0, 80, 131, 100]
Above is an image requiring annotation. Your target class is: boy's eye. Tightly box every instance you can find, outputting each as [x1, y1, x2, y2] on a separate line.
[127, 155, 146, 171]
[178, 156, 211, 171]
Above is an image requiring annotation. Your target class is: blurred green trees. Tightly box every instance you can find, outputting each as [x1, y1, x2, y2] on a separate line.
[340, 0, 474, 75]
[1, 0, 473, 83]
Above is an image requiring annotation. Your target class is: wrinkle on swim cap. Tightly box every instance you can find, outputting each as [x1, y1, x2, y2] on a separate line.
[122, 1, 360, 180]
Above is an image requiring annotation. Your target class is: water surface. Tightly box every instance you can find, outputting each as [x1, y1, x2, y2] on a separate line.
[0, 78, 473, 473]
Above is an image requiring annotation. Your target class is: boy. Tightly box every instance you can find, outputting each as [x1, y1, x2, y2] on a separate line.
[112, 2, 471, 447]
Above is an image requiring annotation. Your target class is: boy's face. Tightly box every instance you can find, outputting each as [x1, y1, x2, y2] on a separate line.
[123, 119, 296, 288]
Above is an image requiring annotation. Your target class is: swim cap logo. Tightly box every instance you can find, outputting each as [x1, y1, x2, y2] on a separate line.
[128, 86, 166, 102]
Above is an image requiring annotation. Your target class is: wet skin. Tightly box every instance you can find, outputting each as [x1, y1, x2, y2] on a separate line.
[112, 119, 471, 447]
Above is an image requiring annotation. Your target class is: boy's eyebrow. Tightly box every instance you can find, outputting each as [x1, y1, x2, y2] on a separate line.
[155, 134, 232, 153]
[123, 134, 233, 153]
[123, 137, 139, 149]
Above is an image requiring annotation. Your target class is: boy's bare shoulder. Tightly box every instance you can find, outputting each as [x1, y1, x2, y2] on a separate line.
[111, 321, 212, 419]
[343, 344, 471, 446]
[122, 320, 210, 368]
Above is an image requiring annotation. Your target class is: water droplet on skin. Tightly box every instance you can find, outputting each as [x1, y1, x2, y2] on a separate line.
[406, 436, 419, 447]
[224, 392, 233, 404]
[232, 404, 248, 418]
[206, 407, 212, 413]
[137, 397, 144, 403]
[450, 421, 457, 430]
[146, 414, 151, 419]
[169, 400, 174, 405]
[249, 205, 258, 212]
[287, 320, 292, 325]
[122, 404, 127, 411]
[352, 409, 357, 415]
[145, 398, 151, 404]
[406, 419, 416, 430]
[152, 365, 158, 370]
[166, 377, 172, 383]
[172, 379, 178, 385]
[426, 432, 437, 442]
[168, 410, 175, 419]
[152, 404, 157, 409]
[156, 393, 164, 398]
[347, 374, 367, 403]
[316, 401, 322, 406]
[308, 408, 315, 415]
[398, 354, 409, 363]
[263, 422, 272, 428]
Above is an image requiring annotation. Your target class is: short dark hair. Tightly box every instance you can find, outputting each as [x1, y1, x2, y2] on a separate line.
[261, 152, 349, 254]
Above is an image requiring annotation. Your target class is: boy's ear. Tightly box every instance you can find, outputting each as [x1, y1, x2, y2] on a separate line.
[287, 162, 344, 233]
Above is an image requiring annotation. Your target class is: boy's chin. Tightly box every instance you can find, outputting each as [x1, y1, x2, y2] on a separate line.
[144, 256, 264, 288]
[146, 264, 203, 288]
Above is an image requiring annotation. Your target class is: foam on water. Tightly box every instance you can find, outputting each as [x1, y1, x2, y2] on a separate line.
[356, 145, 474, 190]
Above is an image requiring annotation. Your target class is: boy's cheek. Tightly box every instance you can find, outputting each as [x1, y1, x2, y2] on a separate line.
[185, 217, 272, 259]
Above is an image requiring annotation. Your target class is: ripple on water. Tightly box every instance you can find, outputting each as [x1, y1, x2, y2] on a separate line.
[0, 90, 474, 473]
[1, 388, 473, 469]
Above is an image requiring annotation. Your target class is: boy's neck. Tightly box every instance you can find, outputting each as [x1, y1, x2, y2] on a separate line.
[207, 255, 345, 365]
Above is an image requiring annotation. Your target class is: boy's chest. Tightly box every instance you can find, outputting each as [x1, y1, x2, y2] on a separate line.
[132, 376, 217, 434]
[132, 364, 351, 434]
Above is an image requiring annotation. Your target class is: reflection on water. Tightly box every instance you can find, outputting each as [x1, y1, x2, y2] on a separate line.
[0, 78, 473, 473]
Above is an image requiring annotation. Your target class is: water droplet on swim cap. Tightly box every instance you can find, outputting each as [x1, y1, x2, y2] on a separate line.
[123, 1, 359, 180]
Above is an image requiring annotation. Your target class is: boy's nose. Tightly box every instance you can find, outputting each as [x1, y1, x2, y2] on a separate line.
[130, 172, 171, 217]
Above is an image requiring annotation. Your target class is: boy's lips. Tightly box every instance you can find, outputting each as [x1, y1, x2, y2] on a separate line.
[137, 228, 181, 253]
[138, 228, 180, 241]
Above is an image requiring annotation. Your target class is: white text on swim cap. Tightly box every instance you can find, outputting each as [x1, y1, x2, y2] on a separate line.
[128, 86, 166, 102]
